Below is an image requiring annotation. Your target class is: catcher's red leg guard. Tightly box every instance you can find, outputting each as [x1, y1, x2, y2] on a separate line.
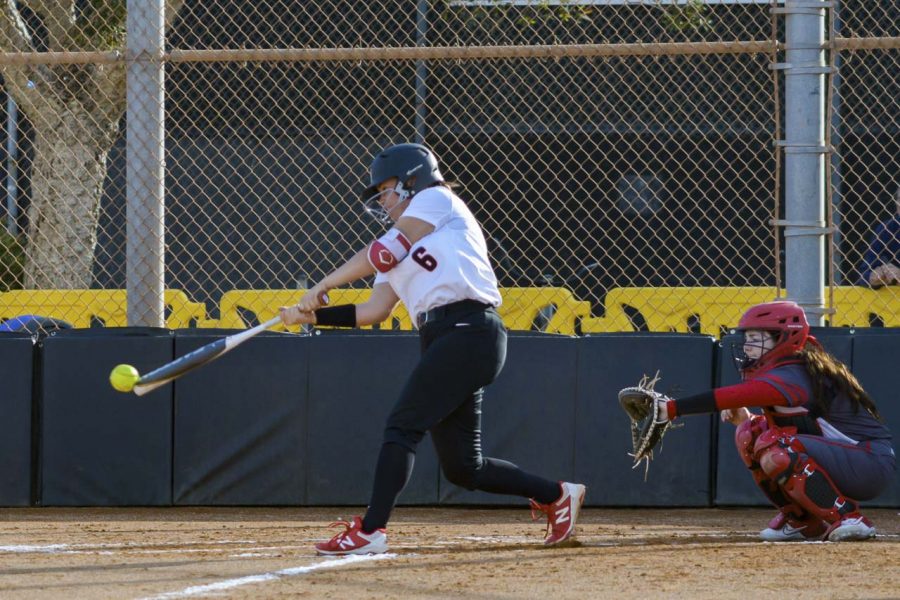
[754, 431, 859, 529]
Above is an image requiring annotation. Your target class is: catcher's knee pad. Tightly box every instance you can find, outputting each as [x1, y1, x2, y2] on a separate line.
[754, 429, 801, 482]
[735, 415, 768, 467]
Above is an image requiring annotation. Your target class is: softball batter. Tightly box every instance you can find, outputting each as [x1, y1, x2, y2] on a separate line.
[281, 143, 585, 555]
[657, 300, 895, 541]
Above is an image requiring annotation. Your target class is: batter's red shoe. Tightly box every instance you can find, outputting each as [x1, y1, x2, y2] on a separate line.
[314, 516, 388, 555]
[530, 482, 586, 545]
[759, 510, 827, 542]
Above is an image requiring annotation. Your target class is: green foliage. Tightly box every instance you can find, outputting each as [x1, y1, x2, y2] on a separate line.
[516, 0, 593, 27]
[74, 0, 127, 50]
[0, 231, 24, 292]
[439, 0, 592, 31]
[661, 0, 713, 33]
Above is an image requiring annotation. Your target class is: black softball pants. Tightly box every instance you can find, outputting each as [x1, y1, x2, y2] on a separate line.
[361, 304, 560, 532]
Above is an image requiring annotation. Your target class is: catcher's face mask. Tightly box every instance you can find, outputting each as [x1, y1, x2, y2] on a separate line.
[732, 329, 776, 371]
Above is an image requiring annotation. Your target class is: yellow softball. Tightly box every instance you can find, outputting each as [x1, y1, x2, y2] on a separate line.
[109, 364, 141, 393]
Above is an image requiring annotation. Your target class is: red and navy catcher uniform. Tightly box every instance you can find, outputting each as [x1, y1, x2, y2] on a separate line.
[660, 301, 894, 542]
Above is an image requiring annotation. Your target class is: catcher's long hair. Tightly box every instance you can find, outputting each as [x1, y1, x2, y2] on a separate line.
[797, 342, 882, 421]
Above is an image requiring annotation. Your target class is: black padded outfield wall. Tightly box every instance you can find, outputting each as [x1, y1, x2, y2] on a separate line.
[172, 329, 311, 505]
[306, 332, 440, 506]
[715, 327, 854, 506]
[0, 333, 35, 506]
[39, 329, 174, 506]
[575, 333, 717, 507]
[22, 329, 899, 507]
[439, 333, 579, 505]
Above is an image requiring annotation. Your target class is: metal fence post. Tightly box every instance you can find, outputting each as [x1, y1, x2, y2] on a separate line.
[415, 0, 429, 145]
[126, 0, 166, 326]
[778, 1, 831, 324]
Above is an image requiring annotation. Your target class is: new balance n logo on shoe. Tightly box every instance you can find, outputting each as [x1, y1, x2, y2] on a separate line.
[315, 516, 389, 556]
[529, 482, 586, 546]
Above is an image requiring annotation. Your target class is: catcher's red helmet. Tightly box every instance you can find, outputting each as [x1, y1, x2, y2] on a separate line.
[735, 300, 809, 374]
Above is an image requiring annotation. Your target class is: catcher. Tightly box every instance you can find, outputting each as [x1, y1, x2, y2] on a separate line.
[620, 300, 895, 542]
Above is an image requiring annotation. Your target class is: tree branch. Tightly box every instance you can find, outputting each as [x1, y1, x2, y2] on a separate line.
[88, 61, 126, 133]
[165, 0, 184, 32]
[0, 0, 35, 53]
[2, 1, 185, 140]
[0, 2, 53, 116]
[21, 0, 76, 51]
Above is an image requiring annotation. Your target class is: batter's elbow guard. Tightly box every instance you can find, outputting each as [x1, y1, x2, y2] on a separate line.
[367, 228, 411, 273]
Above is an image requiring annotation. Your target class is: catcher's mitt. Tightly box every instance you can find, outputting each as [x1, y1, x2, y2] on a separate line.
[618, 373, 676, 479]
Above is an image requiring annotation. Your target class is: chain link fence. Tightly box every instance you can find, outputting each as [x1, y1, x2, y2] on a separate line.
[830, 3, 899, 324]
[0, 1, 897, 335]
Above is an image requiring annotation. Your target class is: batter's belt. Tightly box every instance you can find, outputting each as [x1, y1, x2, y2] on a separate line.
[416, 299, 493, 329]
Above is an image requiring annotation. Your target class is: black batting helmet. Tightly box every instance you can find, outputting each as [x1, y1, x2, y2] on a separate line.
[361, 143, 444, 207]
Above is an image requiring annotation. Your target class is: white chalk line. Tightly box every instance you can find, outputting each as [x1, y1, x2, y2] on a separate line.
[0, 540, 261, 555]
[2, 529, 894, 558]
[0, 544, 71, 554]
[138, 553, 397, 600]
[452, 535, 533, 543]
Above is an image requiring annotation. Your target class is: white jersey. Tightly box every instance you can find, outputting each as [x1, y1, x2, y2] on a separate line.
[374, 186, 502, 324]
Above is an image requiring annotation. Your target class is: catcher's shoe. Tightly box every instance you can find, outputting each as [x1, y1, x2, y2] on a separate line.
[759, 510, 827, 542]
[314, 516, 388, 555]
[530, 482, 586, 546]
[826, 515, 876, 542]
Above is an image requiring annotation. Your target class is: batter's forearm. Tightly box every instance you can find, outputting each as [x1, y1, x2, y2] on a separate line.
[355, 302, 391, 327]
[321, 249, 377, 289]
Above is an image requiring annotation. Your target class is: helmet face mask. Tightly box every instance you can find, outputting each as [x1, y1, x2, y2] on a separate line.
[733, 300, 810, 375]
[730, 329, 777, 372]
[362, 180, 410, 224]
[361, 143, 444, 223]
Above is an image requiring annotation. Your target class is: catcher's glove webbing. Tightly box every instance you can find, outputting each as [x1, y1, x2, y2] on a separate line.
[618, 373, 677, 480]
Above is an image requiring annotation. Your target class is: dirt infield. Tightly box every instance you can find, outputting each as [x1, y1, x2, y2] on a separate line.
[0, 507, 897, 599]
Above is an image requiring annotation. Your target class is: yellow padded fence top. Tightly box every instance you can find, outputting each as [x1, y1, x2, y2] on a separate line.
[0, 289, 206, 329]
[201, 288, 410, 331]
[2, 286, 898, 335]
[581, 286, 900, 335]
[204, 287, 589, 335]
